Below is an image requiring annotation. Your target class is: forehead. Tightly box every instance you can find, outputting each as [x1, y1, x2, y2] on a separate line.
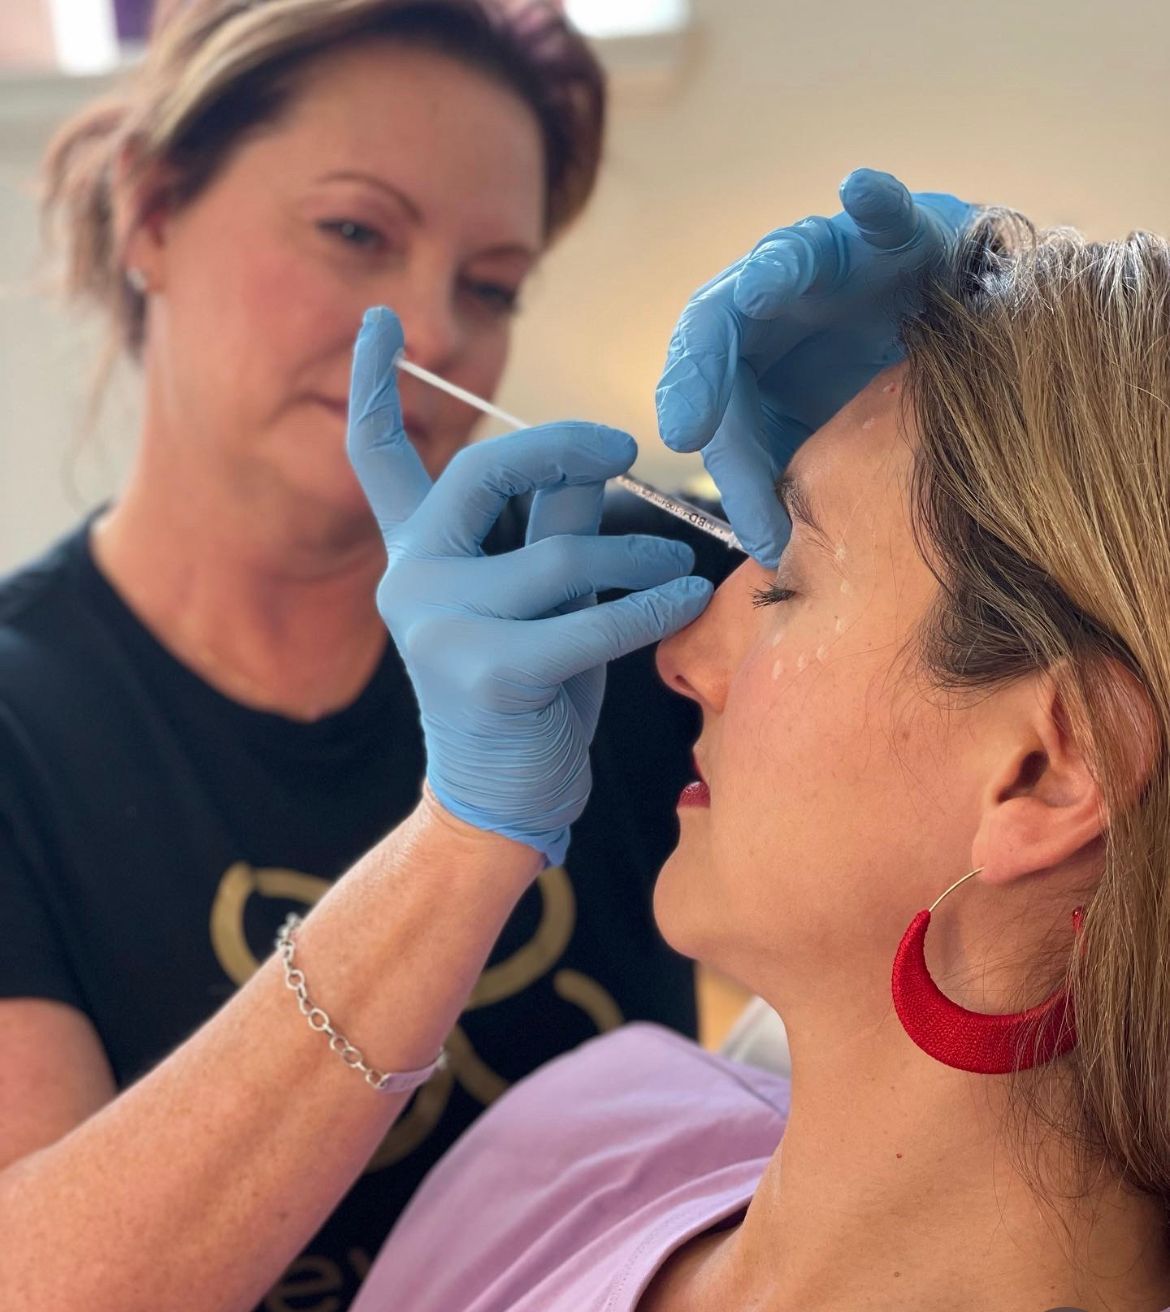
[267, 41, 546, 244]
[786, 364, 916, 542]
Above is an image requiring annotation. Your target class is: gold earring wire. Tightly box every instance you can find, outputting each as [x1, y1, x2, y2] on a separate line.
[927, 867, 984, 914]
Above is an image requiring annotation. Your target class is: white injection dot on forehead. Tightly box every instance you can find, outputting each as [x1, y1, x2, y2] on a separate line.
[834, 616, 845, 634]
[839, 580, 852, 596]
[834, 543, 847, 562]
[772, 659, 784, 680]
[815, 645, 827, 663]
[796, 653, 808, 672]
[883, 382, 898, 395]
[771, 631, 784, 647]
[861, 417, 876, 431]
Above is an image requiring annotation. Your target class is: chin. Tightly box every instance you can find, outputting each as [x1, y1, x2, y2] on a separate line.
[651, 849, 706, 961]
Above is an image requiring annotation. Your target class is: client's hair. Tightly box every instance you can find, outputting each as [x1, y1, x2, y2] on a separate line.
[41, 0, 605, 361]
[904, 213, 1170, 1222]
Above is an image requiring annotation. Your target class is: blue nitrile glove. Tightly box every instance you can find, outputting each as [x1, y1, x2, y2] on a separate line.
[656, 168, 977, 568]
[348, 307, 714, 866]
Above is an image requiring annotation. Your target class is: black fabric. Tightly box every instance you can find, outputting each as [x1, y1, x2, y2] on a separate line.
[0, 492, 734, 1312]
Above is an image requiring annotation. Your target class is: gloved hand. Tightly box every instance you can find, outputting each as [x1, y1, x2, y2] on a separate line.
[348, 307, 713, 866]
[655, 168, 976, 567]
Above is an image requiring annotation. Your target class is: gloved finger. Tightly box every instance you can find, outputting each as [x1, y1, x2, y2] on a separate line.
[485, 534, 696, 620]
[526, 480, 608, 621]
[839, 168, 921, 252]
[699, 362, 791, 569]
[410, 423, 637, 558]
[916, 192, 980, 238]
[733, 217, 847, 319]
[526, 480, 606, 546]
[530, 574, 714, 682]
[655, 281, 741, 454]
[346, 307, 432, 536]
[731, 233, 816, 320]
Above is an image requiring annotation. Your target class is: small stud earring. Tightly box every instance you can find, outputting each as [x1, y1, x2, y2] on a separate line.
[126, 267, 149, 294]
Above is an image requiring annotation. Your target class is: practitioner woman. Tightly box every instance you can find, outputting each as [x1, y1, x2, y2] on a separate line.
[0, 2, 704, 1307]
[340, 215, 1170, 1309]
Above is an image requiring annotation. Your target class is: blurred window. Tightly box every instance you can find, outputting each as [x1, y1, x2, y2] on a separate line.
[565, 0, 689, 38]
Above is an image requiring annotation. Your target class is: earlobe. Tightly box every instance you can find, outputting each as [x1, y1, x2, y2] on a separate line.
[113, 144, 172, 292]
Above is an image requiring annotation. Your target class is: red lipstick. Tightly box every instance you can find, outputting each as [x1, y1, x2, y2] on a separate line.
[678, 755, 710, 808]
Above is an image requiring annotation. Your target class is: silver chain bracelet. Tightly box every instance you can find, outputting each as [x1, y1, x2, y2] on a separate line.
[275, 913, 447, 1094]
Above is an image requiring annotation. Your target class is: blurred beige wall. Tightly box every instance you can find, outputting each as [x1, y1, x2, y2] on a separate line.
[2, 0, 1169, 569]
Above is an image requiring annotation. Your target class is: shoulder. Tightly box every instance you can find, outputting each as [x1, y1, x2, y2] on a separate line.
[0, 521, 127, 769]
[510, 1022, 789, 1120]
[361, 1026, 787, 1312]
[0, 526, 85, 637]
[410, 1022, 787, 1212]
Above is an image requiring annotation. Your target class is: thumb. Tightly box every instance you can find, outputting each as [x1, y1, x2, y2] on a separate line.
[346, 306, 433, 539]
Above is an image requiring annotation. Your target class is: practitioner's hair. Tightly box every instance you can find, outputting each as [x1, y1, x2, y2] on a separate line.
[41, 0, 605, 359]
[903, 212, 1170, 1226]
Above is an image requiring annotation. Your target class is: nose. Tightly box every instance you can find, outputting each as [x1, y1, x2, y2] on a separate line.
[655, 560, 771, 711]
[389, 262, 464, 375]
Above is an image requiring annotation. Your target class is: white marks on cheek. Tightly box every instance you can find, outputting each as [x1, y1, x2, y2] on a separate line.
[834, 543, 847, 563]
[815, 645, 827, 663]
[839, 579, 852, 596]
[796, 653, 808, 673]
[834, 616, 845, 634]
[771, 631, 784, 648]
[772, 659, 784, 680]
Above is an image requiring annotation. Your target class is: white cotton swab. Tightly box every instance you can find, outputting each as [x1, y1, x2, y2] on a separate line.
[394, 353, 743, 552]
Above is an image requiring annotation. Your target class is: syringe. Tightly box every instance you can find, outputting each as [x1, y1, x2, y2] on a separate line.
[394, 353, 743, 553]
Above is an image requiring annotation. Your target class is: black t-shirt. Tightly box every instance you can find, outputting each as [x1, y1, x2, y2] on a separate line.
[0, 495, 731, 1312]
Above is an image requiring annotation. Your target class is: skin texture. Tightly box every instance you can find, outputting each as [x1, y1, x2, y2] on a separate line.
[96, 40, 545, 719]
[645, 366, 1170, 1311]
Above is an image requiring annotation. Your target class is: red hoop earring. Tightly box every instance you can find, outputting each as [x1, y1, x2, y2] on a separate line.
[891, 869, 1084, 1075]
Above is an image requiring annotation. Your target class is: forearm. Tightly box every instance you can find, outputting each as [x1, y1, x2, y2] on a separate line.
[0, 792, 541, 1312]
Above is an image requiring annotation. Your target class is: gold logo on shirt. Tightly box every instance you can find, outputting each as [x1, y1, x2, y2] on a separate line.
[208, 861, 622, 1170]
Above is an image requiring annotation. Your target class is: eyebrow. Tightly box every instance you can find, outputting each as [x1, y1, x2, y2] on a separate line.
[774, 473, 828, 542]
[316, 170, 424, 223]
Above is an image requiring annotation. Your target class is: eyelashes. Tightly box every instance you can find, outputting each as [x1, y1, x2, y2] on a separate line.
[751, 582, 797, 608]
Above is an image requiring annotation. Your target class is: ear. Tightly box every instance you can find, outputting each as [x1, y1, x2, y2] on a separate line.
[971, 662, 1157, 886]
[112, 143, 177, 292]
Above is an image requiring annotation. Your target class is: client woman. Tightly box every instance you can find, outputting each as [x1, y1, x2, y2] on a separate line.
[348, 214, 1170, 1310]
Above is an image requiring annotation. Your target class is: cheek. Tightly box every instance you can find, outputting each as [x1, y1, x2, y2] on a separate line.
[236, 244, 357, 379]
[715, 632, 894, 858]
[168, 220, 358, 411]
[431, 330, 512, 450]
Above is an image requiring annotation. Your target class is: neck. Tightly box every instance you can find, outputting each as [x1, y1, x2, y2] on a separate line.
[93, 444, 390, 722]
[690, 1028, 1170, 1312]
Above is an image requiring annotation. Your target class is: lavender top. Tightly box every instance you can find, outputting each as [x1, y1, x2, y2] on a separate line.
[352, 1024, 789, 1312]
[353, 1023, 1170, 1312]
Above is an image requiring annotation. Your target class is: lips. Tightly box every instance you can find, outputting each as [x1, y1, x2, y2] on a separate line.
[678, 753, 710, 808]
[678, 781, 711, 807]
[313, 396, 430, 442]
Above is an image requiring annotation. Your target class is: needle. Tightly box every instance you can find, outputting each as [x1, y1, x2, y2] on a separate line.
[394, 353, 743, 552]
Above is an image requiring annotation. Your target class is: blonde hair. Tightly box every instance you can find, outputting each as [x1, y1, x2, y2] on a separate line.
[904, 212, 1170, 1221]
[41, 0, 605, 362]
